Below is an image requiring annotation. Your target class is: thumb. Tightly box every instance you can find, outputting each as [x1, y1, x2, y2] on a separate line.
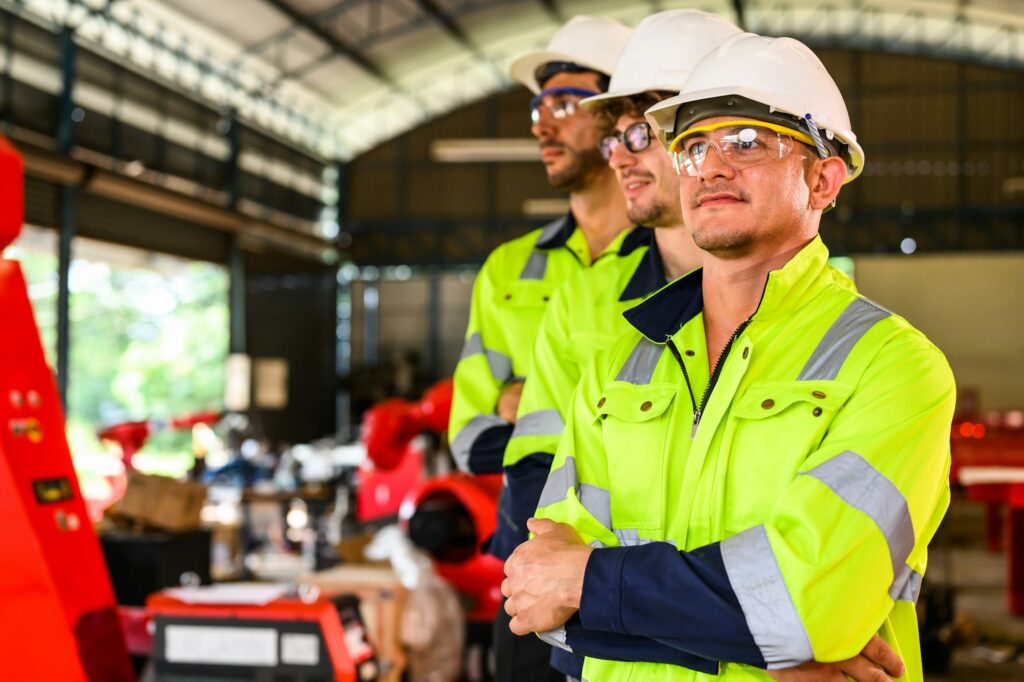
[526, 517, 558, 535]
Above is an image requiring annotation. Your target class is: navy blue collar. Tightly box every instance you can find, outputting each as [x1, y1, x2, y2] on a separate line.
[535, 211, 577, 250]
[619, 230, 666, 302]
[617, 225, 651, 256]
[622, 266, 704, 342]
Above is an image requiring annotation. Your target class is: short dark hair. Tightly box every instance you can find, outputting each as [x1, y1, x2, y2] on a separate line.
[535, 61, 611, 92]
[590, 91, 675, 130]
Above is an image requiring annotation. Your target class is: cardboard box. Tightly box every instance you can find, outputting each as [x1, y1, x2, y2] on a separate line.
[116, 472, 206, 532]
[307, 564, 407, 682]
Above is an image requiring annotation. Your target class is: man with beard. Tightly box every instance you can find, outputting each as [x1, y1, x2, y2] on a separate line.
[447, 15, 634, 682]
[504, 33, 953, 682]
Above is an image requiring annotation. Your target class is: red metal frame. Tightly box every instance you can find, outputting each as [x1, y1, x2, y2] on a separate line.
[147, 593, 372, 681]
[0, 138, 134, 680]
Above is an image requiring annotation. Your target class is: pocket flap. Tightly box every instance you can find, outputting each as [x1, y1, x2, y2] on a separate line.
[595, 383, 677, 423]
[492, 280, 555, 308]
[733, 380, 854, 420]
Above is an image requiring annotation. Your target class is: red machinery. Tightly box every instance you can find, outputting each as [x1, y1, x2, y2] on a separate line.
[401, 473, 505, 624]
[146, 591, 377, 681]
[0, 136, 135, 680]
[355, 380, 452, 522]
[950, 416, 1024, 615]
[358, 378, 504, 623]
[98, 411, 221, 471]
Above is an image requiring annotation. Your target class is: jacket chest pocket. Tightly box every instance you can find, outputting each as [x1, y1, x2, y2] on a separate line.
[723, 380, 854, 531]
[596, 383, 676, 532]
[492, 279, 555, 311]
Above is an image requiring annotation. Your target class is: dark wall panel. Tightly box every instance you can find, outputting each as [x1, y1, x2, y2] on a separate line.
[245, 260, 336, 444]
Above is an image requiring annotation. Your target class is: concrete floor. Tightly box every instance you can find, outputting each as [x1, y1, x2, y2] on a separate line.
[924, 497, 1024, 680]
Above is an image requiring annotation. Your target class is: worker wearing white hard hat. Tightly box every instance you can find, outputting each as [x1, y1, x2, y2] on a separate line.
[503, 12, 741, 679]
[504, 33, 953, 682]
[449, 14, 635, 682]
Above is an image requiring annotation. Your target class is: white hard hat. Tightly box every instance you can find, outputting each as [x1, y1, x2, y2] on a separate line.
[646, 33, 865, 182]
[509, 15, 632, 94]
[582, 10, 741, 108]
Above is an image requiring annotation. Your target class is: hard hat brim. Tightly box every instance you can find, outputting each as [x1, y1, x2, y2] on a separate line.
[509, 50, 611, 94]
[579, 86, 651, 108]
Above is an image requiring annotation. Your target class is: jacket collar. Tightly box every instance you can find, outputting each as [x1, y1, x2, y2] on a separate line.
[623, 235, 831, 342]
[534, 211, 577, 250]
[619, 230, 666, 302]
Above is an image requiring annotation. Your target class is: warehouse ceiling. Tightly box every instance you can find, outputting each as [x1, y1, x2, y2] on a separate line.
[15, 0, 1024, 161]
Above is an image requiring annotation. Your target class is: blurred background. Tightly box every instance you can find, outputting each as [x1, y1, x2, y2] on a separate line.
[1, 1, 1023, 680]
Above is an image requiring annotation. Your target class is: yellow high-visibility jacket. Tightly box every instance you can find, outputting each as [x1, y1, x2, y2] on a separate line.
[535, 235, 955, 682]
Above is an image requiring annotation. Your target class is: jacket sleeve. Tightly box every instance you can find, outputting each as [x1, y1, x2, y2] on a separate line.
[505, 283, 576, 469]
[448, 251, 515, 474]
[500, 285, 582, 555]
[577, 331, 956, 669]
[531, 349, 720, 672]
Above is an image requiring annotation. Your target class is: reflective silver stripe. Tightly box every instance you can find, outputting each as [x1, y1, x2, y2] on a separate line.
[579, 483, 612, 531]
[537, 217, 565, 245]
[892, 565, 924, 603]
[458, 332, 513, 382]
[615, 338, 663, 385]
[511, 409, 565, 439]
[451, 414, 507, 471]
[613, 528, 655, 547]
[536, 458, 612, 531]
[797, 298, 891, 381]
[537, 626, 572, 652]
[486, 350, 513, 383]
[803, 450, 915, 594]
[459, 332, 483, 361]
[520, 251, 548, 280]
[721, 526, 814, 669]
[537, 456, 578, 508]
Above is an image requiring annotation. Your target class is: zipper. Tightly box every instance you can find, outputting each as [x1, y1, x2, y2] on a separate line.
[666, 317, 751, 440]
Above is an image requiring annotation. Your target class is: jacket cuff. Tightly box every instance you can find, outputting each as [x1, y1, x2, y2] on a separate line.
[579, 545, 633, 633]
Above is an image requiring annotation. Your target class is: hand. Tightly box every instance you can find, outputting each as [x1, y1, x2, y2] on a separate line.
[502, 518, 593, 635]
[767, 635, 905, 681]
[497, 381, 525, 423]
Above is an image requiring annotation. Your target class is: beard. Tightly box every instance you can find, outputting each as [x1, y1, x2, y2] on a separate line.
[686, 183, 754, 254]
[625, 172, 682, 227]
[628, 197, 676, 227]
[546, 142, 607, 192]
[691, 226, 757, 254]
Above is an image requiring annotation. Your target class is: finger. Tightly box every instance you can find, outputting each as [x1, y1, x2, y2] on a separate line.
[508, 615, 529, 636]
[500, 578, 511, 598]
[504, 597, 516, 617]
[527, 517, 557, 534]
[861, 635, 905, 677]
[840, 656, 893, 682]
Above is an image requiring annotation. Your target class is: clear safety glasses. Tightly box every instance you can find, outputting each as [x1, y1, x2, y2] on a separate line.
[668, 119, 818, 177]
[529, 87, 598, 125]
[598, 122, 653, 160]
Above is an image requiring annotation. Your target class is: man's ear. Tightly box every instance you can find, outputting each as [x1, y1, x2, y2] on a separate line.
[807, 156, 848, 211]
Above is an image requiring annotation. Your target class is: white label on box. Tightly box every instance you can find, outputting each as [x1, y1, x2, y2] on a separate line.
[165, 625, 278, 666]
[281, 633, 320, 665]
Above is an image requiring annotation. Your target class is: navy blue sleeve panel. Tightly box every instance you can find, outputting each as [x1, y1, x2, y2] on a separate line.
[562, 615, 720, 675]
[579, 542, 767, 668]
[505, 452, 554, 531]
[486, 452, 555, 560]
[549, 646, 584, 678]
[466, 423, 514, 474]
